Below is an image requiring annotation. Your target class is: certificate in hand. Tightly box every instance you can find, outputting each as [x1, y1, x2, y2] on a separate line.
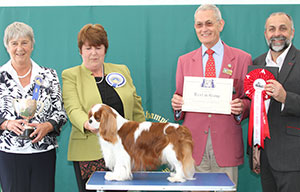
[182, 77, 233, 114]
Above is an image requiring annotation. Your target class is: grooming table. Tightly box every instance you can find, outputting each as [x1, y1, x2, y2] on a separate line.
[86, 171, 236, 192]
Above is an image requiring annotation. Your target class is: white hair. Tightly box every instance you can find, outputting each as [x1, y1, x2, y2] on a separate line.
[194, 4, 222, 21]
[3, 21, 35, 48]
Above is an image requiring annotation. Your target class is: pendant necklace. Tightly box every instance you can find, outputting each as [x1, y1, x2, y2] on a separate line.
[96, 64, 104, 84]
[18, 66, 32, 79]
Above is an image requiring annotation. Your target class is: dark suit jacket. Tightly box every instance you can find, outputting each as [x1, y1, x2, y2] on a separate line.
[253, 45, 300, 171]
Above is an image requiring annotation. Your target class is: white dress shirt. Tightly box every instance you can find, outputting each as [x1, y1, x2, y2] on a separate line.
[264, 43, 292, 112]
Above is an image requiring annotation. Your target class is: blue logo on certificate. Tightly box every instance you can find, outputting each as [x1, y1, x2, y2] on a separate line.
[201, 79, 215, 88]
[106, 72, 126, 88]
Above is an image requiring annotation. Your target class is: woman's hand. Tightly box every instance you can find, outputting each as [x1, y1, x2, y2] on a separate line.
[3, 119, 27, 135]
[28, 122, 53, 143]
[84, 120, 99, 134]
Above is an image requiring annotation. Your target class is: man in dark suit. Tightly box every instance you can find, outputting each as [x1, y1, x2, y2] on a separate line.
[254, 12, 300, 192]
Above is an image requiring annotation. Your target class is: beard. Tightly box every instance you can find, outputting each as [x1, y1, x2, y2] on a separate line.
[266, 35, 291, 52]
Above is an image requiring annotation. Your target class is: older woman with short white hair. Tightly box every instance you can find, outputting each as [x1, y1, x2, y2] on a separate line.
[0, 22, 67, 192]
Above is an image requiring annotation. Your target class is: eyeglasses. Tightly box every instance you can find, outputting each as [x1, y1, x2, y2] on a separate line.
[195, 20, 217, 29]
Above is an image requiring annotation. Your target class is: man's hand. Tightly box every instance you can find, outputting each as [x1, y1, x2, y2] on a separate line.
[230, 98, 244, 115]
[171, 94, 184, 111]
[265, 79, 286, 103]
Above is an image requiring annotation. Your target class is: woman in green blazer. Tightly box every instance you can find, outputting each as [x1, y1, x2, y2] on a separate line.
[62, 24, 145, 192]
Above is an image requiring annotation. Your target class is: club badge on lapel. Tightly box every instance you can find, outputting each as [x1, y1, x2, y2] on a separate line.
[222, 64, 233, 75]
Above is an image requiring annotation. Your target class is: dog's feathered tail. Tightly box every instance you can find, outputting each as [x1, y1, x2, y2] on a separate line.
[177, 126, 195, 180]
[165, 124, 195, 180]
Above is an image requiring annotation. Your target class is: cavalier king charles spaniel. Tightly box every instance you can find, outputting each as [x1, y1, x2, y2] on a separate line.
[88, 104, 195, 182]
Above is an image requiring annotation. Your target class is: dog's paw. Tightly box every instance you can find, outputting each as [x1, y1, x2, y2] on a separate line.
[104, 171, 132, 181]
[170, 172, 176, 177]
[104, 172, 115, 181]
[186, 177, 196, 181]
[167, 176, 186, 183]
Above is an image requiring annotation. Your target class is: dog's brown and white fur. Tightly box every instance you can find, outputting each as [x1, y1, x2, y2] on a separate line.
[88, 104, 195, 182]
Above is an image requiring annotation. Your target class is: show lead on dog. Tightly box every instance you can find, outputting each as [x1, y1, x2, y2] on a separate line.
[62, 23, 145, 192]
[0, 22, 67, 192]
[253, 12, 300, 192]
[171, 4, 252, 186]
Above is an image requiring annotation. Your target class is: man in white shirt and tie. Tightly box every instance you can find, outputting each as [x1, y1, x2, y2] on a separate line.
[171, 4, 252, 186]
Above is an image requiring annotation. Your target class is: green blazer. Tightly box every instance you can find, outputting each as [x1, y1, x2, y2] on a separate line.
[62, 62, 145, 161]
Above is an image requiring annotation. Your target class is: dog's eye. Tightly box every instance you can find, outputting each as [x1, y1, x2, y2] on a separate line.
[93, 111, 101, 121]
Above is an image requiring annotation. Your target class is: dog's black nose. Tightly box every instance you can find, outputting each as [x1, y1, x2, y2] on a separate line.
[89, 119, 93, 124]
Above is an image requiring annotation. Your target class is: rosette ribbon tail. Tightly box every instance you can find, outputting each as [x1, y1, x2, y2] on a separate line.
[248, 88, 270, 149]
[244, 68, 274, 149]
[248, 95, 254, 147]
[260, 95, 270, 149]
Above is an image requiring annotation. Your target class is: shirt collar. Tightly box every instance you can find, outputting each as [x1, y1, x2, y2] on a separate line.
[1, 59, 42, 89]
[265, 43, 292, 71]
[202, 39, 223, 57]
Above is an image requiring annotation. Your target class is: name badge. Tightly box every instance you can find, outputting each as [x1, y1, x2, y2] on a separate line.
[222, 68, 233, 75]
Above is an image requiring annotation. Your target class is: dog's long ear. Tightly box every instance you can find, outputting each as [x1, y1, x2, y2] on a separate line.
[88, 109, 93, 119]
[99, 105, 118, 143]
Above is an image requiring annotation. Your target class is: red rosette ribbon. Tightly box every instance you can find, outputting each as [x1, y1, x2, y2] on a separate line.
[244, 69, 275, 148]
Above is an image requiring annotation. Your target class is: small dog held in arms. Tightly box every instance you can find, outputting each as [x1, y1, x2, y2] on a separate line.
[88, 104, 195, 182]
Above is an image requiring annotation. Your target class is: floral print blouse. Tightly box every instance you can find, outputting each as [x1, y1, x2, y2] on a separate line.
[0, 59, 67, 153]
